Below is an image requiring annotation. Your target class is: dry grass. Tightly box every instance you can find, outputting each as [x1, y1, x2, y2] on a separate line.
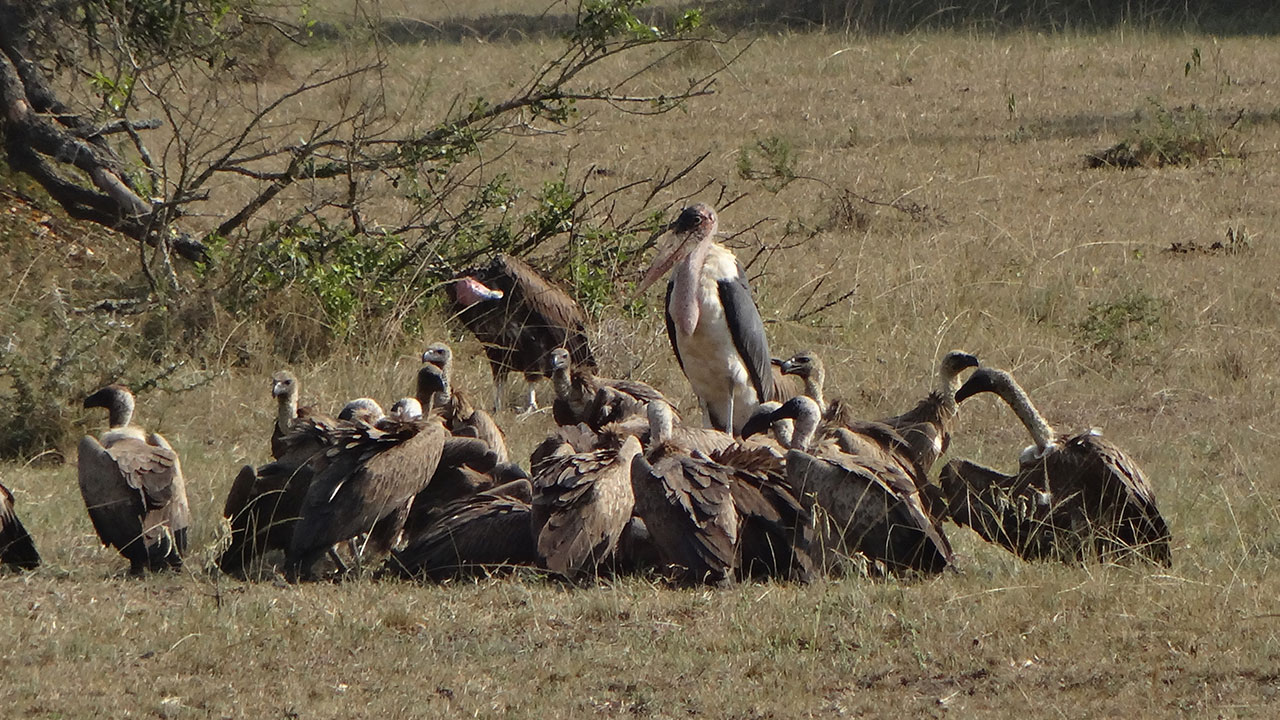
[6, 8, 1280, 717]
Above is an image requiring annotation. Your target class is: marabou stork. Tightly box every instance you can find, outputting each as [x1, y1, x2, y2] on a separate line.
[637, 203, 780, 435]
[446, 254, 595, 412]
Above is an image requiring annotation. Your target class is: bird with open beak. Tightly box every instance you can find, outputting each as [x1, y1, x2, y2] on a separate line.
[636, 203, 776, 435]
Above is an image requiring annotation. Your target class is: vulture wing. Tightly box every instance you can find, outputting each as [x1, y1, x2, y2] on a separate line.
[77, 435, 148, 556]
[0, 482, 39, 570]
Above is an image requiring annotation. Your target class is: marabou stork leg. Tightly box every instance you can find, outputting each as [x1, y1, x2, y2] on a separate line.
[725, 394, 735, 436]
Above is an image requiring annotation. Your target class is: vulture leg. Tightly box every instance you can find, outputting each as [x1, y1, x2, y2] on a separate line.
[493, 374, 507, 414]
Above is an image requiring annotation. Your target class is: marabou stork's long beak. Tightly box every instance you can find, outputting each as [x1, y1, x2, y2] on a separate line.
[635, 232, 696, 295]
[451, 276, 505, 307]
[635, 204, 716, 296]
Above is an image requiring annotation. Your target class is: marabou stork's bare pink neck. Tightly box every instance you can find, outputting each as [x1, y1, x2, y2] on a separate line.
[669, 231, 716, 337]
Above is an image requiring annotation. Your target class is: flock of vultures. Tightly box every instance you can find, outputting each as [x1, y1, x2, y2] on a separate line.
[0, 203, 1173, 584]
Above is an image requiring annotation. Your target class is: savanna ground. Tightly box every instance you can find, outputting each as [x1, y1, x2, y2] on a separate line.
[3, 2, 1280, 717]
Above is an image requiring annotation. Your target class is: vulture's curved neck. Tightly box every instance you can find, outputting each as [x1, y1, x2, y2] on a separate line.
[107, 395, 134, 429]
[648, 403, 674, 445]
[802, 368, 826, 415]
[789, 397, 821, 450]
[276, 392, 297, 433]
[551, 366, 573, 401]
[997, 380, 1056, 451]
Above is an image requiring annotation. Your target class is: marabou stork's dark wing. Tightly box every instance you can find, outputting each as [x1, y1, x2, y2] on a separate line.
[717, 262, 773, 404]
[0, 482, 39, 570]
[664, 281, 684, 373]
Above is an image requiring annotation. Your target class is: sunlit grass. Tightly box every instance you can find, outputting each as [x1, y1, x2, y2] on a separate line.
[4, 12, 1280, 718]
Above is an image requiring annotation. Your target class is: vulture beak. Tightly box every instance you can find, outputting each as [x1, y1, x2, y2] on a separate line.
[452, 277, 505, 307]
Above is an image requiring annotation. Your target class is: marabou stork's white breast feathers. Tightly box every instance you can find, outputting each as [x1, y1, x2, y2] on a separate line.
[668, 244, 771, 433]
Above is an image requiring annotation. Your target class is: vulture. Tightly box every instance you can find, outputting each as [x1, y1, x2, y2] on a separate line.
[446, 254, 595, 412]
[269, 370, 324, 459]
[636, 203, 785, 435]
[219, 388, 379, 576]
[548, 347, 666, 428]
[0, 481, 39, 570]
[711, 444, 817, 583]
[530, 433, 642, 580]
[78, 385, 190, 574]
[421, 343, 509, 463]
[939, 367, 1172, 566]
[878, 351, 980, 471]
[629, 403, 740, 586]
[778, 349, 979, 468]
[749, 395, 952, 575]
[286, 414, 448, 580]
[386, 479, 536, 581]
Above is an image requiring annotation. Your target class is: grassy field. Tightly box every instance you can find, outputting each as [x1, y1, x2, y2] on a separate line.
[4, 2, 1280, 717]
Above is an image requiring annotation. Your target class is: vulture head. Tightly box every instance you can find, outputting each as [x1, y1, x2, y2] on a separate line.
[937, 351, 980, 396]
[338, 397, 385, 425]
[778, 351, 822, 381]
[740, 395, 821, 450]
[451, 276, 504, 308]
[271, 371, 298, 401]
[955, 367, 1058, 458]
[389, 397, 424, 422]
[548, 347, 572, 373]
[83, 384, 135, 429]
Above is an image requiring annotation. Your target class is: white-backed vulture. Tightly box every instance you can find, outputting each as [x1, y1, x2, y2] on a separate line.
[446, 254, 595, 412]
[940, 367, 1172, 566]
[877, 351, 980, 471]
[530, 433, 642, 580]
[629, 442, 739, 587]
[78, 384, 190, 574]
[386, 480, 536, 581]
[0, 481, 39, 570]
[286, 414, 448, 580]
[420, 344, 509, 463]
[636, 203, 786, 434]
[548, 347, 667, 428]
